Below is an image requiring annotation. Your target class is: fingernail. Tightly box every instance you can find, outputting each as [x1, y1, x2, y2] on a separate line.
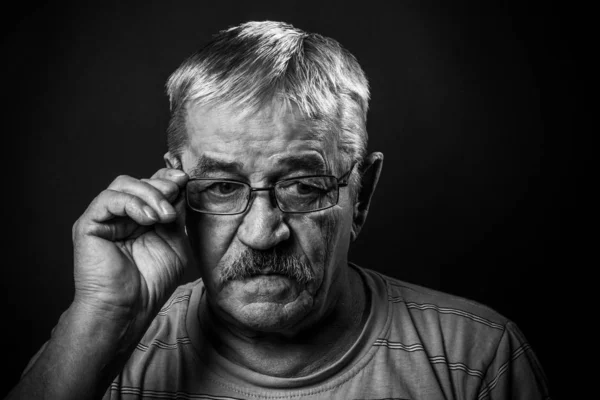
[160, 200, 175, 215]
[143, 206, 158, 221]
[171, 170, 186, 177]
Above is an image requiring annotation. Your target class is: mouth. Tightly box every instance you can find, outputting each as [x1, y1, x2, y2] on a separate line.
[232, 274, 308, 303]
[218, 268, 291, 289]
[244, 270, 296, 283]
[257, 267, 286, 276]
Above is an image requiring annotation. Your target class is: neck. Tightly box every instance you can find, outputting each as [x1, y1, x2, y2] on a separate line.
[199, 265, 369, 378]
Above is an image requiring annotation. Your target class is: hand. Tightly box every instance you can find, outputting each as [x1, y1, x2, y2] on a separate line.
[7, 168, 192, 400]
[71, 168, 191, 322]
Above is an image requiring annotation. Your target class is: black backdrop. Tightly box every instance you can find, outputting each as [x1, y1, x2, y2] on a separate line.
[2, 1, 580, 398]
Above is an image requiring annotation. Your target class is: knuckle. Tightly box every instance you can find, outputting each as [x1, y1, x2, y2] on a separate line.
[96, 189, 115, 205]
[150, 169, 169, 180]
[155, 168, 170, 176]
[124, 193, 143, 211]
[140, 178, 156, 189]
[110, 174, 133, 187]
[140, 178, 160, 190]
[143, 178, 170, 193]
[98, 189, 135, 213]
[72, 219, 81, 240]
[116, 174, 131, 181]
[161, 179, 179, 193]
[71, 214, 91, 240]
[86, 192, 103, 211]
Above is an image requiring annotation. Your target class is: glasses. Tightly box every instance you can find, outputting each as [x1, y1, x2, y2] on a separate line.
[186, 165, 354, 215]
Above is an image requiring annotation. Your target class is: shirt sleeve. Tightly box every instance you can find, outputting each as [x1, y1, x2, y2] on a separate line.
[477, 321, 551, 400]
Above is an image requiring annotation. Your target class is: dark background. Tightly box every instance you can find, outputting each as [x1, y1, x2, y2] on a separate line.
[2, 1, 580, 398]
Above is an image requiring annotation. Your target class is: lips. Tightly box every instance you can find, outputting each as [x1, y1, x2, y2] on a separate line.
[256, 267, 287, 276]
[238, 274, 304, 302]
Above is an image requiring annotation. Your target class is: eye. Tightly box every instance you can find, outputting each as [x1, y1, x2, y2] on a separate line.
[285, 179, 329, 197]
[276, 177, 332, 201]
[207, 182, 241, 196]
[295, 182, 320, 195]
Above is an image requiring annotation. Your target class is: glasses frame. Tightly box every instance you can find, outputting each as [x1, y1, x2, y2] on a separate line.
[185, 164, 355, 215]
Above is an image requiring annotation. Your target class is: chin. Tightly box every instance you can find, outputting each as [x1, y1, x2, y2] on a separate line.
[219, 289, 316, 334]
[212, 274, 321, 332]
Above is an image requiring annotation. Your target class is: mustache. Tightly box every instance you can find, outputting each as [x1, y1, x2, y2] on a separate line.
[219, 248, 315, 285]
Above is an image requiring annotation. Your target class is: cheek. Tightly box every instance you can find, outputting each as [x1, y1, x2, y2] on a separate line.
[288, 208, 345, 280]
[186, 213, 239, 270]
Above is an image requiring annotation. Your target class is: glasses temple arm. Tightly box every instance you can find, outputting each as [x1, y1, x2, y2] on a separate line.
[338, 162, 357, 186]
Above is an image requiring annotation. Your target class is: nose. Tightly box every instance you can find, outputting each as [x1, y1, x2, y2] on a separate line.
[237, 190, 290, 250]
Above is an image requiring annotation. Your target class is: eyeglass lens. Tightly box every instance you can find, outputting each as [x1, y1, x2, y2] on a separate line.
[186, 177, 339, 214]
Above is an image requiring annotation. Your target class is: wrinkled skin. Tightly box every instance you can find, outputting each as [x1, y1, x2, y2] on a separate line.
[169, 103, 357, 337]
[7, 101, 383, 400]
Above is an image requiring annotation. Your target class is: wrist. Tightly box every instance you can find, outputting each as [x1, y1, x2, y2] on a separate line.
[64, 299, 151, 357]
[70, 295, 137, 325]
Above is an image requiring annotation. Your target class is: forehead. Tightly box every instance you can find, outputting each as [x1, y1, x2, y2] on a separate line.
[181, 103, 334, 176]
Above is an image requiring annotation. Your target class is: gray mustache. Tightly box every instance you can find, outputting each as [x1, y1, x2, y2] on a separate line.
[219, 248, 315, 285]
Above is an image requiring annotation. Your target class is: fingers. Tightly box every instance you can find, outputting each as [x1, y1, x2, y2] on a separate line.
[75, 169, 189, 239]
[140, 178, 179, 202]
[150, 168, 188, 188]
[86, 189, 161, 226]
[146, 169, 189, 228]
[107, 171, 188, 223]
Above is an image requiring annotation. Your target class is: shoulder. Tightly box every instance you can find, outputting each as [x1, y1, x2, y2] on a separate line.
[376, 269, 509, 328]
[358, 265, 510, 371]
[358, 265, 509, 326]
[354, 268, 550, 398]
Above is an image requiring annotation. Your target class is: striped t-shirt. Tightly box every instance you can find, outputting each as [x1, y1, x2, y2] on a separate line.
[104, 264, 550, 399]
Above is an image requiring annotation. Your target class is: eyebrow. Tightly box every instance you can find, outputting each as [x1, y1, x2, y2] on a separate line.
[189, 156, 244, 177]
[188, 153, 328, 178]
[274, 154, 328, 175]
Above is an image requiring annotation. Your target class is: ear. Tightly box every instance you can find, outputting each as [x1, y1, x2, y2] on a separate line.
[351, 152, 384, 242]
[164, 151, 182, 169]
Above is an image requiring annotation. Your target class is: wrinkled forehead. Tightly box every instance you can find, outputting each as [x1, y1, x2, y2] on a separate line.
[180, 102, 340, 177]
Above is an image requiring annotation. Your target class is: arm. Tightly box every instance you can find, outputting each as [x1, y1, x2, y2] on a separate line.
[10, 303, 139, 399]
[6, 168, 191, 400]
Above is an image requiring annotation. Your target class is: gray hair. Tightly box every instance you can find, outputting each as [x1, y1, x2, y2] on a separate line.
[165, 21, 370, 195]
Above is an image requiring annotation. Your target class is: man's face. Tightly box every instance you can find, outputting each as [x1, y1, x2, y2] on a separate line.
[179, 103, 355, 334]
